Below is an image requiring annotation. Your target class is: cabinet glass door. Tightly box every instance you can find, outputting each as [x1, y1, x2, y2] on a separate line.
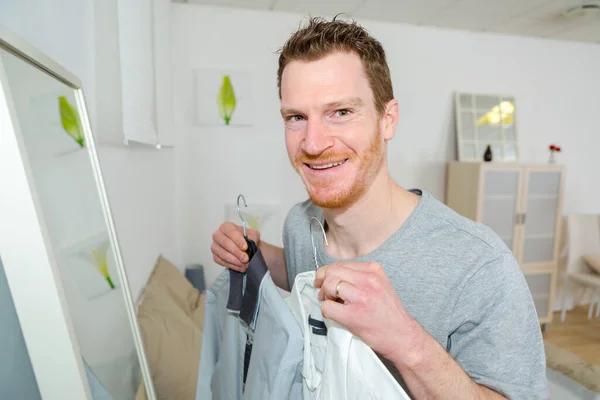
[481, 170, 520, 252]
[522, 170, 561, 264]
[524, 271, 553, 322]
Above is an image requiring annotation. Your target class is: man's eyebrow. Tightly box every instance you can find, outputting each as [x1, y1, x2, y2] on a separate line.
[280, 106, 302, 117]
[322, 97, 365, 110]
[280, 97, 365, 117]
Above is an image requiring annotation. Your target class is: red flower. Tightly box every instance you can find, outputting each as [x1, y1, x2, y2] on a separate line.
[549, 144, 561, 152]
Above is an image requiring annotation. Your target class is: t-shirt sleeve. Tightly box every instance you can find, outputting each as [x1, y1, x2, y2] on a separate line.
[447, 252, 549, 399]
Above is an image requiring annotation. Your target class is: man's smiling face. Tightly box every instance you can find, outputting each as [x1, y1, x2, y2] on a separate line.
[280, 50, 387, 209]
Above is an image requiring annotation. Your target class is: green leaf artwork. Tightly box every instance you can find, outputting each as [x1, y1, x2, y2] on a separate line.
[58, 95, 85, 147]
[217, 75, 237, 125]
[83, 239, 115, 290]
[73, 238, 116, 291]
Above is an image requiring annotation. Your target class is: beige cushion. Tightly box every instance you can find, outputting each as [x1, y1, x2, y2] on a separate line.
[582, 254, 600, 274]
[191, 292, 206, 331]
[146, 255, 203, 319]
[135, 255, 206, 400]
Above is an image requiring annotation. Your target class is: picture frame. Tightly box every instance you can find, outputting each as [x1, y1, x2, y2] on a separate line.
[193, 68, 254, 127]
[454, 91, 519, 162]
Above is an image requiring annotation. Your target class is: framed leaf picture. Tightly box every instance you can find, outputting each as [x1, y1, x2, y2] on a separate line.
[193, 68, 254, 127]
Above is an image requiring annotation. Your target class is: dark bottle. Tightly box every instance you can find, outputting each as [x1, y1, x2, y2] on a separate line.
[483, 145, 493, 162]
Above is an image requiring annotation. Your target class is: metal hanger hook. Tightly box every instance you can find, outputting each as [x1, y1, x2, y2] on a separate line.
[237, 194, 248, 237]
[310, 216, 329, 270]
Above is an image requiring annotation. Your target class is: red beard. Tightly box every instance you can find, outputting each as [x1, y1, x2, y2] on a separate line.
[291, 132, 384, 209]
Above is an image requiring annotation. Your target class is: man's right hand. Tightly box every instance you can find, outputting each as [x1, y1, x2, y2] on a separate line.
[211, 222, 261, 273]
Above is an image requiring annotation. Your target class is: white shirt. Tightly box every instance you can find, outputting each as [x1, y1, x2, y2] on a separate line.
[286, 271, 411, 400]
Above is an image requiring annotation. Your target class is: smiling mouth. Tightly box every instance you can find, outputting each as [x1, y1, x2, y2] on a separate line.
[306, 159, 348, 170]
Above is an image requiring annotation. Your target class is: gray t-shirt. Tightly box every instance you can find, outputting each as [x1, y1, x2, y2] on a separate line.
[282, 189, 549, 399]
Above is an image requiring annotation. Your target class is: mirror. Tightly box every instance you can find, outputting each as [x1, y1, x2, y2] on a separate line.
[0, 30, 155, 399]
[454, 92, 519, 162]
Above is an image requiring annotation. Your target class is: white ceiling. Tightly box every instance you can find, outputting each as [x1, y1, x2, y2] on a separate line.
[182, 0, 600, 44]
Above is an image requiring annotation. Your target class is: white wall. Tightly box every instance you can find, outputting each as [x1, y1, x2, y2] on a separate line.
[171, 4, 600, 287]
[0, 0, 179, 299]
[3, 0, 598, 308]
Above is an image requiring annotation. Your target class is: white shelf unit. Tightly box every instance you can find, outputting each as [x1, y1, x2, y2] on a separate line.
[446, 161, 565, 326]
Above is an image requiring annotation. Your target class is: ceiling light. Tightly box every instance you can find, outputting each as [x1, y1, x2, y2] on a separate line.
[563, 1, 600, 21]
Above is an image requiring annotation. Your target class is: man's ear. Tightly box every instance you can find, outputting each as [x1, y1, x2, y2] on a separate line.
[382, 99, 399, 142]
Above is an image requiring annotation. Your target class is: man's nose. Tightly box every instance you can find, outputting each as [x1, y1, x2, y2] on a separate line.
[302, 118, 334, 156]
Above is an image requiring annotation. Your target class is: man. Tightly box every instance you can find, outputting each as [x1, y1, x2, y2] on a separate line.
[211, 16, 548, 399]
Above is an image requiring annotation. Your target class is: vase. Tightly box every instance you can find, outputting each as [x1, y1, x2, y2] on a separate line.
[548, 151, 556, 164]
[483, 145, 493, 162]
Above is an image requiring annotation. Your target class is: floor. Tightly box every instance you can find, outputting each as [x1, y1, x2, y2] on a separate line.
[544, 305, 600, 400]
[544, 305, 600, 367]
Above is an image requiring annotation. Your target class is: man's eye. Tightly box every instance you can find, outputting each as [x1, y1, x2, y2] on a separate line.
[335, 109, 351, 117]
[289, 115, 304, 122]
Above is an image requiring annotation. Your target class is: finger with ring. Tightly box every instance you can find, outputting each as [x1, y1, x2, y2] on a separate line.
[336, 280, 344, 299]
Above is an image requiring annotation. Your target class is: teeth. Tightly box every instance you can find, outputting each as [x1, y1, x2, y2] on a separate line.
[310, 160, 345, 170]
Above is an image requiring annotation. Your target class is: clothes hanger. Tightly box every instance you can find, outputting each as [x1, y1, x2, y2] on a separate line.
[229, 194, 252, 312]
[310, 216, 329, 270]
[231, 194, 267, 389]
[237, 194, 248, 239]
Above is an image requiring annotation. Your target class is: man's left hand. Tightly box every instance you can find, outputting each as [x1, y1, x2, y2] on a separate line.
[314, 261, 420, 363]
[315, 261, 510, 400]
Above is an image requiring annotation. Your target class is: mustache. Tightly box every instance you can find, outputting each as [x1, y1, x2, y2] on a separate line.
[295, 151, 353, 164]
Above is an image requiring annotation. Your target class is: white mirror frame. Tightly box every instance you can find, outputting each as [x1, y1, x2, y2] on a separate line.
[0, 27, 156, 399]
[454, 91, 520, 163]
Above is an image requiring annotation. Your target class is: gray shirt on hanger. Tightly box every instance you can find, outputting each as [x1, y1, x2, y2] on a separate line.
[282, 189, 549, 400]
